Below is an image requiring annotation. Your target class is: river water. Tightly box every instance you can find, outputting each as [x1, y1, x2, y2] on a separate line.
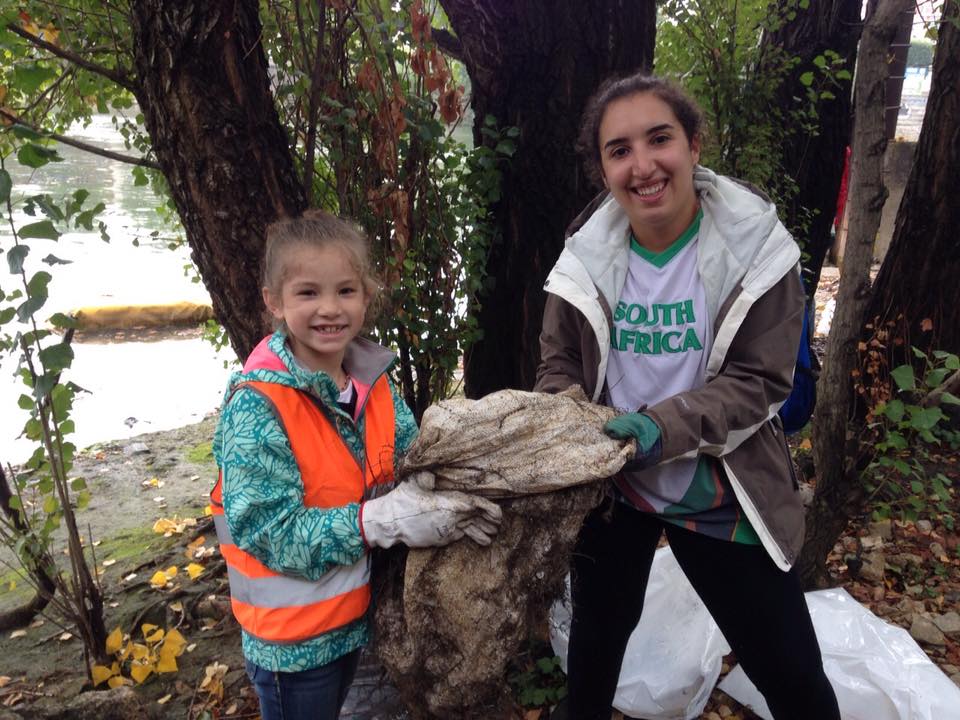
[1, 114, 233, 464]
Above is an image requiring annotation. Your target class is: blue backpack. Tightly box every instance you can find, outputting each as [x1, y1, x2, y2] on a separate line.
[778, 299, 819, 434]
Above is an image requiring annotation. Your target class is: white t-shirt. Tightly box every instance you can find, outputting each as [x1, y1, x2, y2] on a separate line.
[606, 214, 712, 513]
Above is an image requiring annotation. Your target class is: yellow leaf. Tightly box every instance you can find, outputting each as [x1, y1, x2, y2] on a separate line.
[157, 694, 172, 704]
[165, 566, 179, 578]
[169, 602, 183, 613]
[39, 23, 59, 46]
[164, 628, 187, 655]
[156, 653, 178, 673]
[144, 627, 164, 644]
[91, 664, 116, 687]
[118, 641, 133, 661]
[129, 662, 153, 684]
[0, 676, 10, 688]
[130, 643, 150, 661]
[140, 623, 159, 637]
[800, 438, 812, 450]
[186, 563, 204, 580]
[203, 504, 213, 516]
[152, 518, 177, 534]
[149, 571, 169, 588]
[107, 675, 127, 689]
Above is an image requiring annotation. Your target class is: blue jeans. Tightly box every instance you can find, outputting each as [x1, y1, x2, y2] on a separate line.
[245, 650, 360, 720]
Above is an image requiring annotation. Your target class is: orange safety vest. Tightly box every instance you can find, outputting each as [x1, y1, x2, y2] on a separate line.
[211, 377, 396, 644]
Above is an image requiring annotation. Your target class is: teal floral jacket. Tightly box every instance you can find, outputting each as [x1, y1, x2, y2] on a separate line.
[212, 331, 418, 671]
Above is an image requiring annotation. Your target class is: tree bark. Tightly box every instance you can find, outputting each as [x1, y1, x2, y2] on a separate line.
[130, 0, 307, 361]
[800, 0, 914, 588]
[862, 2, 960, 359]
[764, 0, 863, 294]
[440, 0, 658, 398]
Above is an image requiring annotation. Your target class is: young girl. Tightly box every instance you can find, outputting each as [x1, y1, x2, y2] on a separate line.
[536, 74, 840, 719]
[212, 210, 501, 720]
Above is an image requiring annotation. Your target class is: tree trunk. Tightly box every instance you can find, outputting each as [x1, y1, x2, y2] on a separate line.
[764, 0, 862, 294]
[800, 0, 914, 588]
[129, 0, 306, 361]
[862, 2, 960, 359]
[440, 0, 657, 398]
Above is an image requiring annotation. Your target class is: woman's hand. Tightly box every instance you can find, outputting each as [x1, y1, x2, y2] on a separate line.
[603, 413, 662, 469]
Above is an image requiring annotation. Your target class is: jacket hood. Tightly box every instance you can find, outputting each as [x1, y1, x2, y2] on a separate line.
[224, 331, 396, 411]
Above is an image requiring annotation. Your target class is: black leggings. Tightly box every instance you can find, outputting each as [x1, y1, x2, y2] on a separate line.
[566, 499, 839, 720]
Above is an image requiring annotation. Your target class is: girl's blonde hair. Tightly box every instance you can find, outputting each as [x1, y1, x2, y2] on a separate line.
[262, 209, 381, 320]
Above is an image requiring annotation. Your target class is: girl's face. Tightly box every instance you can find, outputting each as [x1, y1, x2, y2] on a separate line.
[598, 91, 701, 252]
[263, 243, 369, 376]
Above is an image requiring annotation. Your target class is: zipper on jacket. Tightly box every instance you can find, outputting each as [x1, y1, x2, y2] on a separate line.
[771, 416, 799, 490]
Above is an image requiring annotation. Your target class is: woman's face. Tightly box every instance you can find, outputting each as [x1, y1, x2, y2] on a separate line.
[598, 91, 701, 251]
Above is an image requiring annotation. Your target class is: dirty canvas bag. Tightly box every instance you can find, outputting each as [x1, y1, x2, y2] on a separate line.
[374, 386, 633, 719]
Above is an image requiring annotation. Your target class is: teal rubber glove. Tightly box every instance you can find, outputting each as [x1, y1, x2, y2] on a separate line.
[603, 413, 662, 468]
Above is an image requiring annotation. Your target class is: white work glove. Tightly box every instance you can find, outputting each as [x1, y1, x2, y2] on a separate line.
[360, 472, 503, 549]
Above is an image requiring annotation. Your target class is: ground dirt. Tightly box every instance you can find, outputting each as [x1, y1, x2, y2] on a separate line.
[1, 312, 959, 718]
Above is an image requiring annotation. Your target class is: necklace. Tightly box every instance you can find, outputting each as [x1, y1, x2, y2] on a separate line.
[338, 371, 352, 392]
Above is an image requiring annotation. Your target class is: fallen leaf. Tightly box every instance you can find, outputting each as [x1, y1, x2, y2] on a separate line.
[157, 694, 172, 704]
[9, 630, 26, 639]
[0, 676, 11, 688]
[91, 664, 117, 687]
[58, 632, 73, 642]
[29, 618, 43, 628]
[105, 627, 123, 654]
[102, 559, 117, 567]
[170, 601, 184, 613]
[187, 563, 204, 580]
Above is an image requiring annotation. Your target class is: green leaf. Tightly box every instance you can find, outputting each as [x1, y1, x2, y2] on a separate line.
[883, 399, 905, 422]
[16, 143, 61, 169]
[812, 55, 827, 69]
[0, 307, 16, 325]
[799, 71, 815, 87]
[909, 406, 944, 431]
[0, 169, 11, 204]
[16, 271, 51, 321]
[13, 62, 58, 94]
[17, 394, 33, 410]
[71, 476, 87, 491]
[49, 312, 78, 328]
[42, 495, 59, 514]
[76, 490, 91, 510]
[890, 365, 915, 391]
[836, 69, 852, 80]
[42, 254, 72, 266]
[7, 245, 29, 273]
[39, 342, 74, 374]
[19, 220, 60, 241]
[939, 392, 960, 406]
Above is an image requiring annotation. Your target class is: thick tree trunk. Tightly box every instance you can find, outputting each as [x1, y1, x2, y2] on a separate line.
[800, 0, 914, 588]
[440, 1, 657, 398]
[764, 0, 862, 294]
[130, 0, 306, 361]
[862, 3, 960, 358]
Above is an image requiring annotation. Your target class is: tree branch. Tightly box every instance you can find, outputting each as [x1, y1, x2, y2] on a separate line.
[0, 109, 161, 170]
[5, 22, 137, 92]
[922, 369, 960, 408]
[432, 27, 463, 62]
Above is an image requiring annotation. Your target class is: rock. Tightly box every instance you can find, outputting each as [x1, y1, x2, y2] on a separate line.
[860, 550, 886, 582]
[122, 442, 150, 456]
[868, 519, 893, 540]
[917, 519, 933, 533]
[910, 616, 946, 646]
[932, 611, 960, 636]
[906, 584, 924, 597]
[860, 535, 884, 550]
[888, 552, 924, 568]
[841, 536, 859, 553]
[33, 686, 145, 719]
[929, 542, 946, 558]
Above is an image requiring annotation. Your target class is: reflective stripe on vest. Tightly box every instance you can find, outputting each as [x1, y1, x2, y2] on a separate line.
[211, 375, 396, 644]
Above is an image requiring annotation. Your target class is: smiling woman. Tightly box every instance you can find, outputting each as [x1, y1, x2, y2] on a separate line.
[535, 71, 840, 720]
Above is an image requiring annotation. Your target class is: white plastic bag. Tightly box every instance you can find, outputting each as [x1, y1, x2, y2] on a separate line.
[550, 546, 730, 720]
[719, 588, 960, 720]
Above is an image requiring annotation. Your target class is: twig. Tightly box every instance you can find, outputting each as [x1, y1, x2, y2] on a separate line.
[922, 369, 960, 408]
[5, 22, 137, 91]
[0, 108, 160, 169]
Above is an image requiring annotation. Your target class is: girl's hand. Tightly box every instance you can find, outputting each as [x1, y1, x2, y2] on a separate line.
[359, 477, 502, 549]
